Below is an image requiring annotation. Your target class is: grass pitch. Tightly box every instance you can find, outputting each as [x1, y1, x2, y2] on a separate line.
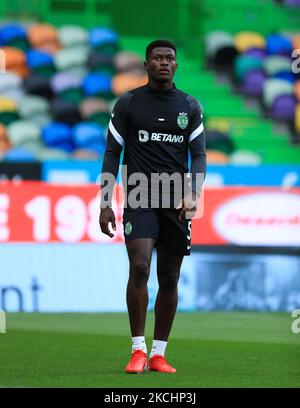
[0, 312, 299, 388]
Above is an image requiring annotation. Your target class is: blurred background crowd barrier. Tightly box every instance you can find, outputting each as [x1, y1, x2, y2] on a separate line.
[0, 0, 299, 313]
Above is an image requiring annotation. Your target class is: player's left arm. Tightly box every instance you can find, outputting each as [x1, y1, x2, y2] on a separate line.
[177, 96, 206, 222]
[188, 97, 206, 197]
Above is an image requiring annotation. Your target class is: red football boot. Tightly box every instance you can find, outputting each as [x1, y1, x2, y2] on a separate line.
[125, 349, 148, 374]
[147, 354, 176, 373]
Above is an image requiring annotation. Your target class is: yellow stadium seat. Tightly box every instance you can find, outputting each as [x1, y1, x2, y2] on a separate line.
[234, 32, 265, 53]
[0, 97, 17, 112]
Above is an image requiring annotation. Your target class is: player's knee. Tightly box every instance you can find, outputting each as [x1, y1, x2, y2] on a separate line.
[130, 261, 150, 288]
[158, 271, 179, 291]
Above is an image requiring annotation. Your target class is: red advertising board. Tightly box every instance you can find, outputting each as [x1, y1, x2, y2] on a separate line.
[0, 181, 299, 246]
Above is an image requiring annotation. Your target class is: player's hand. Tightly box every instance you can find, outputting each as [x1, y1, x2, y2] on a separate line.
[99, 207, 116, 238]
[176, 191, 199, 222]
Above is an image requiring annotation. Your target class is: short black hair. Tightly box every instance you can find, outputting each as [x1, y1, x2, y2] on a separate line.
[145, 39, 176, 60]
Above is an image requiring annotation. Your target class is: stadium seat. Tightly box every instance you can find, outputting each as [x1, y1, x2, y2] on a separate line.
[1, 46, 28, 77]
[72, 148, 101, 160]
[292, 35, 300, 50]
[234, 55, 264, 82]
[114, 52, 143, 72]
[89, 27, 119, 55]
[206, 130, 235, 155]
[274, 71, 297, 83]
[24, 74, 54, 99]
[0, 124, 10, 154]
[42, 122, 72, 146]
[72, 122, 106, 151]
[0, 72, 22, 92]
[241, 70, 266, 97]
[4, 147, 37, 161]
[87, 51, 115, 75]
[230, 150, 262, 164]
[80, 98, 110, 125]
[54, 46, 89, 71]
[18, 95, 50, 119]
[295, 81, 300, 102]
[51, 98, 82, 125]
[37, 147, 70, 160]
[58, 25, 88, 48]
[271, 94, 297, 121]
[205, 31, 234, 61]
[82, 73, 112, 97]
[112, 72, 147, 95]
[0, 96, 17, 113]
[0, 23, 28, 51]
[286, 0, 300, 5]
[213, 46, 239, 72]
[206, 150, 230, 164]
[28, 24, 60, 54]
[244, 48, 266, 59]
[263, 78, 294, 108]
[266, 34, 293, 56]
[234, 32, 265, 53]
[26, 49, 55, 77]
[295, 104, 300, 134]
[7, 120, 41, 146]
[263, 55, 292, 76]
[50, 71, 83, 93]
[0, 96, 19, 125]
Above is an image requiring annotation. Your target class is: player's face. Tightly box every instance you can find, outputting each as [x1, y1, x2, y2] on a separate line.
[145, 47, 178, 83]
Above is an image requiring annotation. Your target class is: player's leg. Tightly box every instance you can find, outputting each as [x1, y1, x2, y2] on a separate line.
[148, 208, 189, 373]
[124, 237, 155, 373]
[154, 248, 184, 341]
[126, 237, 156, 337]
[147, 249, 183, 373]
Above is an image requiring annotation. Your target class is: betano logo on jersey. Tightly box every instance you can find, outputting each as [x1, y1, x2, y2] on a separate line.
[138, 130, 184, 143]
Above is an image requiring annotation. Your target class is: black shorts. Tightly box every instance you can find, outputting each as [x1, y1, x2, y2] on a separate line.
[122, 207, 192, 256]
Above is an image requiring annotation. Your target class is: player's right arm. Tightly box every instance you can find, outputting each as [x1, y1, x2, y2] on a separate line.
[99, 93, 131, 238]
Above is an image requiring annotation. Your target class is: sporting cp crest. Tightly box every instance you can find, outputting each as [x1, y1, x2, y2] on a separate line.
[177, 112, 188, 129]
[125, 222, 132, 235]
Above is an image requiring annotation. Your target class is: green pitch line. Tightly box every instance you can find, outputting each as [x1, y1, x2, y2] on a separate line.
[0, 312, 299, 388]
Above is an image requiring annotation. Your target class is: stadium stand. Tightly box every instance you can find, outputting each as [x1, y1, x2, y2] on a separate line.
[0, 22, 147, 161]
[0, 0, 300, 165]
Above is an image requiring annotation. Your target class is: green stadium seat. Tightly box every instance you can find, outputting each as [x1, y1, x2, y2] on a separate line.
[58, 25, 88, 48]
[230, 150, 262, 165]
[54, 46, 89, 70]
[263, 78, 294, 108]
[18, 95, 50, 119]
[37, 147, 70, 160]
[204, 31, 234, 60]
[114, 51, 144, 72]
[263, 55, 292, 76]
[7, 120, 41, 146]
